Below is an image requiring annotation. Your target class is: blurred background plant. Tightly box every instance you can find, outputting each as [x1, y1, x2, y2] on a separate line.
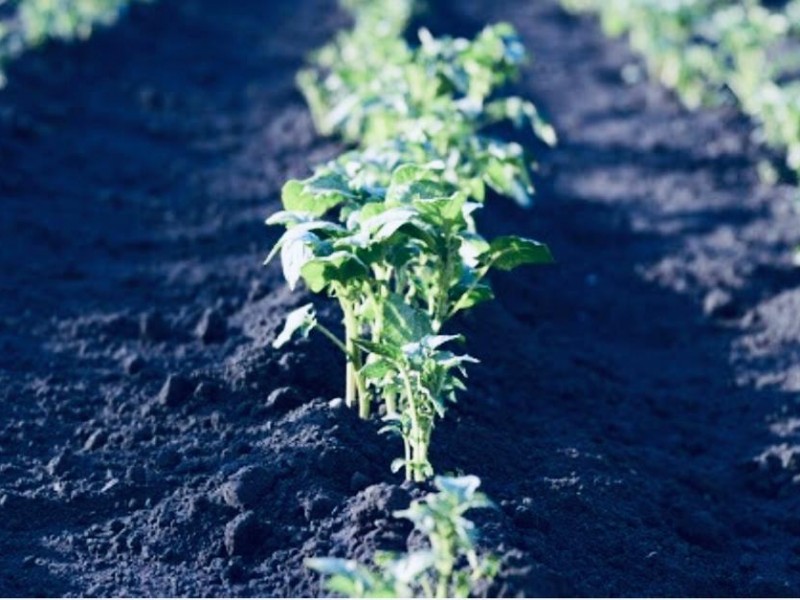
[0, 0, 150, 86]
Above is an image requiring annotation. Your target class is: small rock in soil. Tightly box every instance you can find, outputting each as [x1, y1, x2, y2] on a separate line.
[195, 309, 227, 344]
[125, 465, 148, 485]
[223, 557, 248, 583]
[224, 511, 262, 557]
[303, 493, 336, 522]
[703, 289, 739, 319]
[194, 381, 220, 404]
[83, 429, 108, 451]
[265, 387, 302, 412]
[221, 465, 275, 510]
[46, 450, 74, 477]
[122, 354, 145, 375]
[139, 311, 170, 342]
[157, 375, 193, 407]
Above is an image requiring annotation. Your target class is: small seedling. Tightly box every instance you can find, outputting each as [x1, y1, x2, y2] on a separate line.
[307, 475, 499, 598]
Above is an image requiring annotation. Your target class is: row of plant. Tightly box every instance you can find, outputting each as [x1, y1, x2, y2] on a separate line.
[263, 0, 555, 595]
[561, 0, 800, 183]
[266, 0, 554, 482]
[0, 0, 149, 86]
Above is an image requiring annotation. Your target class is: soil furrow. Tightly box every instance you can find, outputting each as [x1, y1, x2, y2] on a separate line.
[1, 0, 799, 596]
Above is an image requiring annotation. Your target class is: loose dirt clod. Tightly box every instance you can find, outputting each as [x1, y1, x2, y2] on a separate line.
[224, 511, 262, 557]
[220, 465, 275, 510]
[156, 375, 194, 407]
[195, 309, 227, 344]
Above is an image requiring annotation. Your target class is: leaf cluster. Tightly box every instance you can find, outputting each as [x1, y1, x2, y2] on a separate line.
[562, 0, 800, 177]
[266, 0, 555, 482]
[0, 0, 149, 86]
[307, 475, 499, 599]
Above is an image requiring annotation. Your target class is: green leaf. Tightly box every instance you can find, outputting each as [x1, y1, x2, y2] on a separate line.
[273, 304, 316, 348]
[485, 97, 558, 145]
[265, 210, 316, 227]
[361, 358, 394, 380]
[386, 164, 453, 204]
[389, 163, 433, 186]
[281, 231, 320, 290]
[300, 251, 368, 293]
[387, 550, 435, 583]
[382, 292, 433, 345]
[450, 282, 494, 312]
[264, 220, 342, 267]
[484, 154, 533, 208]
[422, 334, 464, 350]
[436, 351, 480, 371]
[305, 557, 356, 577]
[434, 475, 482, 502]
[361, 206, 420, 241]
[305, 558, 378, 597]
[354, 338, 402, 361]
[459, 232, 491, 267]
[485, 235, 554, 270]
[412, 192, 467, 225]
[282, 172, 355, 217]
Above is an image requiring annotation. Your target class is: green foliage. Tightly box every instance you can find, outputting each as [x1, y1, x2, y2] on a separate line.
[561, 0, 800, 180]
[370, 334, 478, 481]
[265, 157, 552, 477]
[0, 0, 150, 86]
[307, 475, 499, 598]
[265, 0, 555, 481]
[297, 1, 556, 209]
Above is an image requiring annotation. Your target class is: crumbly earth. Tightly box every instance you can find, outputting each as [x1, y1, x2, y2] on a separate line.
[2, 0, 800, 596]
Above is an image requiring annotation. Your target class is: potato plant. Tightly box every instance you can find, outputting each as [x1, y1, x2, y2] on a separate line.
[561, 0, 800, 182]
[307, 475, 499, 598]
[299, 17, 556, 208]
[0, 0, 149, 86]
[265, 0, 555, 482]
[267, 161, 551, 478]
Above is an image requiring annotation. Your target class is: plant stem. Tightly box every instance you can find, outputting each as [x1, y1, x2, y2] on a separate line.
[400, 368, 427, 482]
[432, 240, 452, 332]
[413, 437, 428, 483]
[342, 300, 370, 419]
[356, 365, 369, 419]
[403, 434, 411, 481]
[446, 262, 493, 320]
[314, 323, 348, 355]
[385, 390, 398, 415]
[340, 298, 357, 410]
[436, 573, 449, 598]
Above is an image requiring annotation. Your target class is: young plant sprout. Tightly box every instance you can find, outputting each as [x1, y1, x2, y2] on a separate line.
[365, 335, 478, 482]
[307, 475, 499, 598]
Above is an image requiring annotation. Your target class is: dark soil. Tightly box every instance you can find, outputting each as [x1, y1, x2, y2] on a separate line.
[2, 0, 800, 596]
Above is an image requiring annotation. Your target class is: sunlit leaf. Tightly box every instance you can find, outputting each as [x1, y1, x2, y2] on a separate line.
[485, 235, 554, 270]
[273, 304, 316, 348]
